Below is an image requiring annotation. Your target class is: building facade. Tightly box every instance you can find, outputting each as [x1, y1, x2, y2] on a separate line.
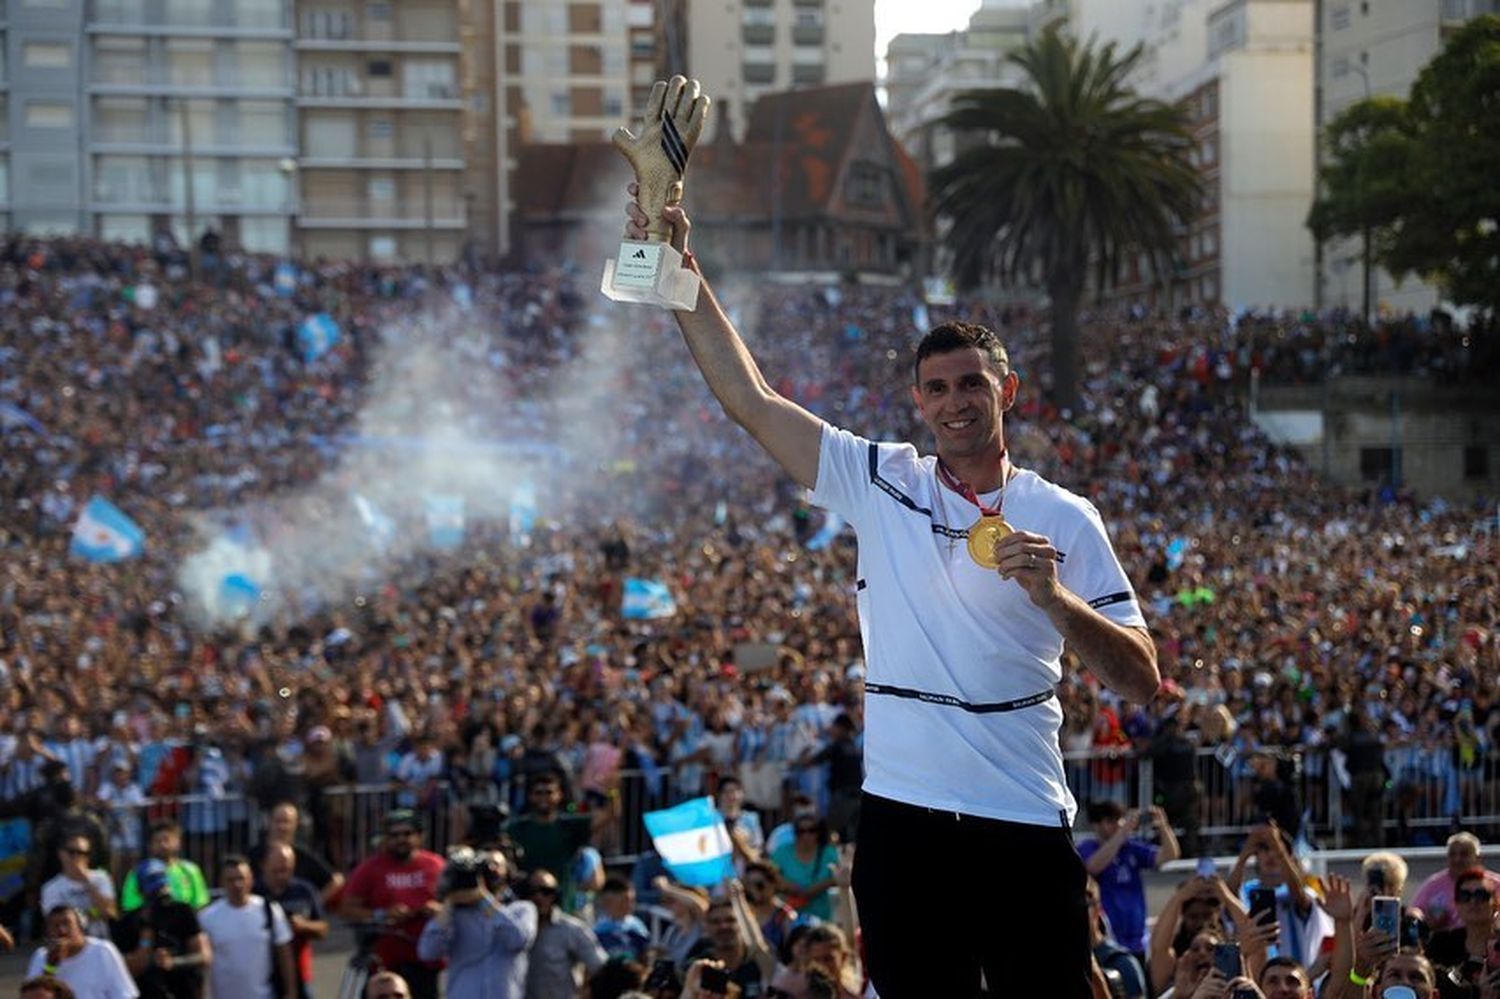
[5, 0, 296, 251]
[1314, 0, 1496, 318]
[687, 0, 875, 141]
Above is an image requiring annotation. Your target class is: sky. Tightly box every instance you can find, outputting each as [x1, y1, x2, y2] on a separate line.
[874, 0, 1027, 77]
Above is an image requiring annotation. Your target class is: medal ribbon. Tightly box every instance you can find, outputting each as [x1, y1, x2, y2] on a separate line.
[935, 450, 1009, 518]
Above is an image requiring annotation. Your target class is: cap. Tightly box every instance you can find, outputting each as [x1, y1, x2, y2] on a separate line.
[136, 859, 170, 897]
[383, 807, 420, 831]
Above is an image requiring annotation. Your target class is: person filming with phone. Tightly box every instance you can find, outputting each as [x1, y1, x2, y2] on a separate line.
[1227, 824, 1332, 969]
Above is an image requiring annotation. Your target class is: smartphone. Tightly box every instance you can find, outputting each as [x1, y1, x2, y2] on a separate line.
[1372, 895, 1401, 938]
[1249, 887, 1277, 924]
[1213, 941, 1243, 980]
[700, 965, 731, 992]
[644, 958, 677, 990]
[1401, 914, 1423, 950]
[1196, 856, 1217, 878]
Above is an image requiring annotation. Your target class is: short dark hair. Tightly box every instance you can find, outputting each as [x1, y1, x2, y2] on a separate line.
[149, 819, 181, 837]
[913, 321, 1010, 384]
[1086, 800, 1126, 824]
[715, 775, 742, 794]
[221, 854, 252, 872]
[600, 876, 631, 896]
[1259, 956, 1309, 984]
[20, 976, 77, 999]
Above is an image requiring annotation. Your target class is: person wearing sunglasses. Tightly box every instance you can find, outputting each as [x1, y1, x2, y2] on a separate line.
[340, 810, 446, 999]
[522, 870, 607, 999]
[769, 818, 840, 922]
[1422, 868, 1497, 977]
[41, 836, 117, 939]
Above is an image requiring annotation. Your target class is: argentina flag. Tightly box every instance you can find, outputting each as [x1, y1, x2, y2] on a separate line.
[70, 496, 145, 563]
[425, 494, 465, 550]
[642, 797, 735, 887]
[508, 481, 537, 541]
[298, 312, 341, 362]
[622, 577, 676, 620]
[352, 493, 397, 552]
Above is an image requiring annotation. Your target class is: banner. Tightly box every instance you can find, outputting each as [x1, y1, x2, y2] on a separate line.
[70, 495, 146, 563]
[642, 797, 734, 887]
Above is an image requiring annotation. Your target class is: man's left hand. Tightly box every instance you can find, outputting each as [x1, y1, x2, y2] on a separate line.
[994, 530, 1062, 608]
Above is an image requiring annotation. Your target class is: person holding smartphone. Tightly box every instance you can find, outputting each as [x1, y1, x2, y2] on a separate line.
[1422, 867, 1498, 981]
[1080, 801, 1181, 963]
[1227, 824, 1332, 969]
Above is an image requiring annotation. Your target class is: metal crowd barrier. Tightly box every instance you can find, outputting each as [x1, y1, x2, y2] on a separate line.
[96, 746, 1500, 880]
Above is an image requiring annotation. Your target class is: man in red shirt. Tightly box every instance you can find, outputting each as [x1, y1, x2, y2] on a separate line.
[341, 810, 445, 999]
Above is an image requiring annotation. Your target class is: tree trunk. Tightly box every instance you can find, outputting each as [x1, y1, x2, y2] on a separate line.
[1047, 274, 1084, 417]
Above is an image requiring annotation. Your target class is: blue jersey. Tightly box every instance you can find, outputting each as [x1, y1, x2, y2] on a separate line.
[1078, 838, 1158, 952]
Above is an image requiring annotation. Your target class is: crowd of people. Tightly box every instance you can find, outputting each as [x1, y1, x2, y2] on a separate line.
[0, 230, 1497, 994]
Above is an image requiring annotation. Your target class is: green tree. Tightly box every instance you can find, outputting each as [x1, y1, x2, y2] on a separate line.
[1309, 15, 1500, 313]
[928, 28, 1202, 413]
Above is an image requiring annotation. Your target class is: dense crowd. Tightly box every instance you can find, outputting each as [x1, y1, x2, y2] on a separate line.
[0, 231, 1497, 996]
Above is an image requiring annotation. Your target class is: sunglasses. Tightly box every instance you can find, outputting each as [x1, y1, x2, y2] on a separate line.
[63, 848, 90, 857]
[795, 825, 817, 834]
[1457, 888, 1493, 903]
[533, 886, 558, 896]
[745, 880, 770, 891]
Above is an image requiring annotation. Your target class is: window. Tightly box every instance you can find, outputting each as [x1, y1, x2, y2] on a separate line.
[368, 2, 392, 21]
[369, 118, 393, 139]
[845, 162, 885, 208]
[99, 214, 151, 243]
[603, 94, 623, 117]
[236, 41, 286, 88]
[26, 101, 75, 128]
[1331, 56, 1350, 79]
[235, 0, 286, 29]
[403, 60, 456, 99]
[166, 37, 215, 87]
[94, 155, 155, 203]
[164, 0, 216, 27]
[368, 59, 393, 78]
[236, 101, 288, 146]
[93, 36, 148, 86]
[369, 235, 397, 259]
[368, 176, 394, 200]
[24, 43, 72, 69]
[305, 114, 356, 155]
[1331, 4, 1351, 29]
[551, 91, 570, 116]
[1466, 446, 1490, 480]
[92, 97, 150, 143]
[1360, 447, 1395, 481]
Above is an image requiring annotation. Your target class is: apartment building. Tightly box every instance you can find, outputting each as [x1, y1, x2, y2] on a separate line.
[293, 0, 464, 262]
[1315, 0, 1497, 316]
[3, 0, 295, 249]
[688, 0, 875, 141]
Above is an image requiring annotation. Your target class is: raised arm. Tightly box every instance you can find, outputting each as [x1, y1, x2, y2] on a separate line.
[625, 191, 824, 490]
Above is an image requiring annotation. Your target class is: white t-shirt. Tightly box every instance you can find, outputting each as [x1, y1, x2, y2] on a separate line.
[26, 938, 139, 998]
[811, 424, 1147, 826]
[41, 870, 118, 938]
[198, 895, 293, 999]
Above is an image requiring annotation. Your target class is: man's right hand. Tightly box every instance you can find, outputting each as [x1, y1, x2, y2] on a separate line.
[1353, 927, 1397, 978]
[625, 183, 691, 259]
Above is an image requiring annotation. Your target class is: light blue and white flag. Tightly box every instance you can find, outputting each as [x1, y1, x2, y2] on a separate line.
[274, 261, 298, 298]
[805, 512, 846, 552]
[0, 402, 48, 437]
[453, 282, 473, 311]
[352, 493, 396, 552]
[642, 797, 735, 887]
[1166, 536, 1190, 572]
[622, 577, 676, 620]
[219, 573, 261, 619]
[425, 494, 465, 550]
[508, 481, 537, 541]
[70, 496, 145, 563]
[298, 312, 341, 362]
[912, 302, 930, 331]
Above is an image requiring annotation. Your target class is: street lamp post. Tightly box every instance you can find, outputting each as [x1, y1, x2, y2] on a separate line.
[1349, 62, 1373, 326]
[278, 157, 301, 262]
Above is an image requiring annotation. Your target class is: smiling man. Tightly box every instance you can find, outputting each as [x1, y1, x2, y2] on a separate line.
[624, 171, 1159, 997]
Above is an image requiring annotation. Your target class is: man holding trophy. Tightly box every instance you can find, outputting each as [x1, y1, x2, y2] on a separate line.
[609, 76, 1160, 997]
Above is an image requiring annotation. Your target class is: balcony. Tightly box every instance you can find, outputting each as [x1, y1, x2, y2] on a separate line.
[296, 197, 466, 229]
[298, 154, 463, 170]
[295, 37, 460, 54]
[791, 63, 825, 85]
[791, 24, 823, 45]
[297, 92, 462, 109]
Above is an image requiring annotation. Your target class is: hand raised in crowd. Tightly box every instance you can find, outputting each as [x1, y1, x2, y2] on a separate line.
[1353, 924, 1398, 981]
[1320, 872, 1355, 923]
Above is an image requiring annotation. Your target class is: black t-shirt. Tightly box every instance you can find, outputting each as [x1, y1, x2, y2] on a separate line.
[246, 841, 336, 892]
[112, 898, 203, 999]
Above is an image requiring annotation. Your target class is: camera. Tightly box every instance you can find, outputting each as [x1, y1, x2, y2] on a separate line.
[439, 847, 485, 898]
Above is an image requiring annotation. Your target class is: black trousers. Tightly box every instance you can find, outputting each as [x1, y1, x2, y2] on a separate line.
[852, 792, 1092, 998]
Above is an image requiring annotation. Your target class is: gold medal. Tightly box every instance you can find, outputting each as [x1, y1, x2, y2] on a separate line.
[966, 515, 1012, 568]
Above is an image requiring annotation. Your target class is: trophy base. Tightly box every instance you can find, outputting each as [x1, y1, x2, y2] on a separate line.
[602, 240, 701, 310]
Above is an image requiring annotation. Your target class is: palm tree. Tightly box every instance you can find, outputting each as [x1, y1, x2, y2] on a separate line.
[929, 28, 1202, 414]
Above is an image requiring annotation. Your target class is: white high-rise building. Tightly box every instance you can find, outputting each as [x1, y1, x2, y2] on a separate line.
[1315, 0, 1496, 317]
[688, 0, 875, 140]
